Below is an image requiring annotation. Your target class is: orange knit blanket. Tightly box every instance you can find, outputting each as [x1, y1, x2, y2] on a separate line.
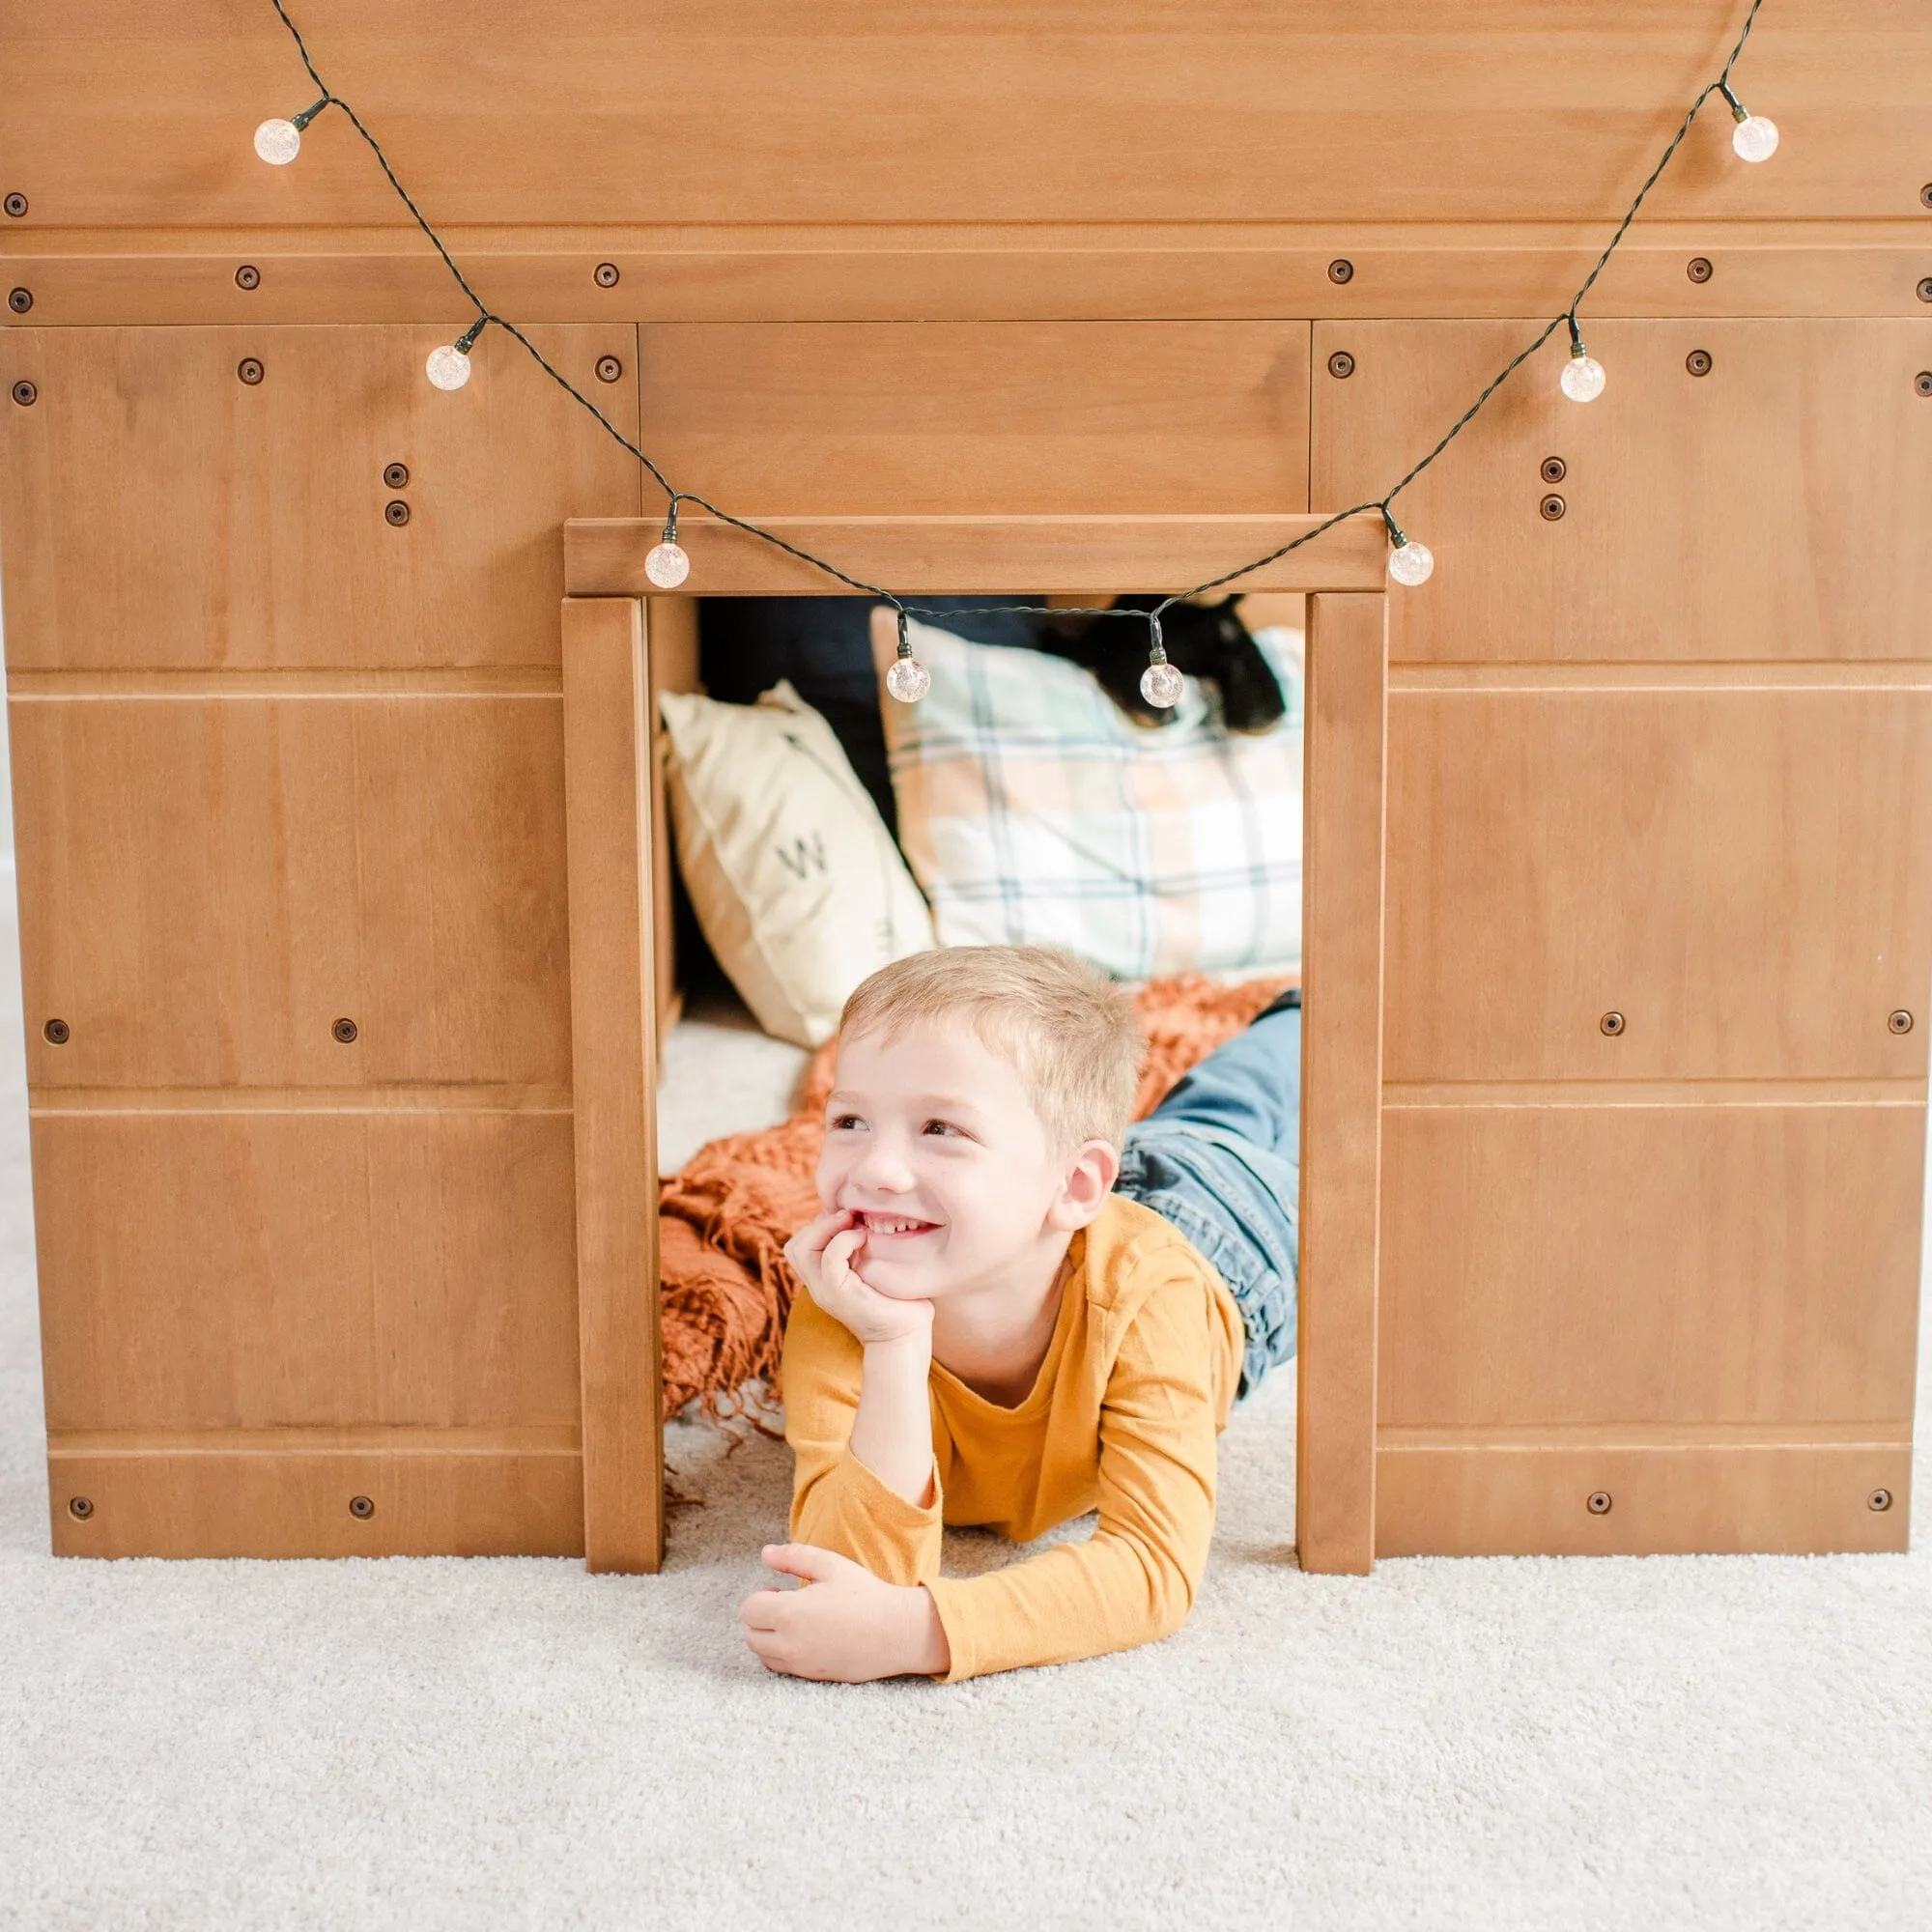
[658, 970, 1295, 1428]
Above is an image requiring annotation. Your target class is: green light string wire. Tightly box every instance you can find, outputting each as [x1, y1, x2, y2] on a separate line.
[265, 0, 1770, 654]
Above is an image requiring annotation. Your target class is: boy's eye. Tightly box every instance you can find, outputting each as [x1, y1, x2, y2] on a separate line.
[829, 1114, 864, 1132]
[923, 1120, 962, 1137]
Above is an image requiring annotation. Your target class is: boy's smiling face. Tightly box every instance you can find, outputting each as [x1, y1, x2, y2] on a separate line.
[815, 1016, 1098, 1305]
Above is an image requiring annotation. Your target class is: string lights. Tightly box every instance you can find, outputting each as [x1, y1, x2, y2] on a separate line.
[254, 0, 1773, 706]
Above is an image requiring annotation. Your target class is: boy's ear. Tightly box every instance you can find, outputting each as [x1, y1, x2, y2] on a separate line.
[1047, 1137, 1122, 1232]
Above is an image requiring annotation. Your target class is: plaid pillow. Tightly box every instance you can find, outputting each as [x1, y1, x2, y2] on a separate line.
[873, 612, 1303, 980]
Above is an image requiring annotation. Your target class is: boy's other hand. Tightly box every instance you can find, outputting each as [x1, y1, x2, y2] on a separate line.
[740, 1544, 951, 1682]
[784, 1208, 935, 1348]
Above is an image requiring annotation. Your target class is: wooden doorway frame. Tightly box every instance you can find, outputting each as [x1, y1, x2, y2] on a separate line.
[560, 511, 1390, 1577]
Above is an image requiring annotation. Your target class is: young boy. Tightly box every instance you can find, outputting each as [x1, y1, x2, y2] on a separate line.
[737, 945, 1301, 1685]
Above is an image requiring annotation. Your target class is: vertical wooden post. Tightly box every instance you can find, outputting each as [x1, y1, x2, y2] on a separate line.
[561, 595, 665, 1574]
[1296, 591, 1388, 1575]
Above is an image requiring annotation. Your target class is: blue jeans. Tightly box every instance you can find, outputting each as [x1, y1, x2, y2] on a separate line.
[1115, 991, 1299, 1404]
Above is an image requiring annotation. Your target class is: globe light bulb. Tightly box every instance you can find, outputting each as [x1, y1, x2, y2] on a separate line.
[886, 655, 930, 703]
[1731, 113, 1778, 163]
[644, 541, 691, 589]
[425, 344, 472, 391]
[1140, 661, 1185, 709]
[1560, 352, 1606, 403]
[254, 118, 302, 165]
[1387, 538, 1435, 587]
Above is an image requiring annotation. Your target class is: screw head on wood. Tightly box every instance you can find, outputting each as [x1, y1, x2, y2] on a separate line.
[8, 287, 32, 313]
[1540, 493, 1566, 521]
[11, 380, 35, 407]
[1918, 277, 1932, 304]
[383, 462, 409, 489]
[595, 355, 623, 384]
[1917, 372, 1932, 398]
[1327, 351, 1355, 379]
[68, 1495, 94, 1520]
[349, 1494, 376, 1519]
[1686, 256, 1714, 284]
[237, 357, 264, 385]
[1888, 1009, 1914, 1035]
[3, 193, 26, 217]
[1587, 1491, 1612, 1515]
[235, 264, 260, 291]
[594, 261, 620, 287]
[1541, 455, 1567, 483]
[1922, 185, 1932, 210]
[1327, 258, 1353, 284]
[332, 1016, 358, 1043]
[43, 1018, 70, 1044]
[1867, 1488, 1892, 1512]
[384, 498, 411, 526]
[1600, 1010, 1625, 1037]
[1686, 349, 1714, 377]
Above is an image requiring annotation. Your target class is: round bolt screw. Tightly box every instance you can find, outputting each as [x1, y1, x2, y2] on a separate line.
[1587, 1491, 1613, 1515]
[1889, 1009, 1914, 1035]
[1686, 256, 1714, 284]
[1867, 1488, 1892, 1512]
[68, 1495, 94, 1520]
[1327, 350, 1355, 380]
[595, 355, 623, 384]
[1541, 455, 1567, 484]
[43, 1018, 70, 1045]
[349, 1494, 375, 1520]
[1686, 349, 1714, 377]
[8, 287, 32, 314]
[1540, 493, 1566, 521]
[594, 261, 620, 288]
[1918, 277, 1932, 304]
[1600, 1010, 1625, 1037]
[237, 357, 264, 385]
[12, 380, 35, 407]
[234, 264, 260, 291]
[1917, 372, 1932, 398]
[1922, 185, 1932, 210]
[332, 1016, 358, 1043]
[383, 461, 410, 489]
[1327, 258, 1353, 284]
[384, 498, 411, 526]
[3, 193, 26, 218]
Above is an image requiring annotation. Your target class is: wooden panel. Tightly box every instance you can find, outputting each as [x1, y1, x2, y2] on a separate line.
[10, 692, 571, 1089]
[566, 513, 1384, 598]
[1312, 319, 1932, 663]
[633, 322, 1310, 514]
[0, 2, 1918, 230]
[0, 326, 639, 668]
[47, 1435, 583, 1559]
[1378, 1100, 1925, 1431]
[645, 595, 700, 1041]
[561, 596, 664, 1575]
[33, 1112, 581, 1432]
[1294, 591, 1386, 1576]
[1383, 686, 1932, 1082]
[1376, 1439, 1910, 1557]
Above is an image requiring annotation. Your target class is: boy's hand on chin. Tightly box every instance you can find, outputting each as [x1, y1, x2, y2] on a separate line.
[740, 1545, 947, 1682]
[784, 1208, 934, 1348]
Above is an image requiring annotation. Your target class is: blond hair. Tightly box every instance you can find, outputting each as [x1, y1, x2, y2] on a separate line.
[836, 945, 1146, 1153]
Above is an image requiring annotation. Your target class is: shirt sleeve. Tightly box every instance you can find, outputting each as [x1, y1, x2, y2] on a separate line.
[921, 1267, 1221, 1684]
[781, 1285, 945, 1589]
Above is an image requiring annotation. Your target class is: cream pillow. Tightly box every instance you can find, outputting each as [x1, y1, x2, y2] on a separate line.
[658, 679, 935, 1047]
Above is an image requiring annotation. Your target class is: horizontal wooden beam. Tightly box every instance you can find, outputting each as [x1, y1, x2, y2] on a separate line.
[564, 513, 1386, 598]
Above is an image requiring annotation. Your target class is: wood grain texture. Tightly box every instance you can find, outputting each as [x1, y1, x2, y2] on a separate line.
[645, 595, 700, 1042]
[46, 1435, 584, 1559]
[1378, 1100, 1925, 1433]
[9, 693, 572, 1089]
[561, 596, 664, 1575]
[32, 1111, 581, 1433]
[632, 322, 1310, 514]
[0, 326, 639, 668]
[1313, 320, 1932, 663]
[1295, 591, 1387, 1576]
[1383, 687, 1932, 1083]
[1376, 1438, 1911, 1557]
[565, 514, 1384, 598]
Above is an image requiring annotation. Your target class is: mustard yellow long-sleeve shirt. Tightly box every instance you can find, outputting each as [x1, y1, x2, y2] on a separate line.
[781, 1193, 1246, 1683]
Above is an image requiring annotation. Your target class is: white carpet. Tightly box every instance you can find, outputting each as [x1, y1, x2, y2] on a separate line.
[1, 927, 1929, 1927]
